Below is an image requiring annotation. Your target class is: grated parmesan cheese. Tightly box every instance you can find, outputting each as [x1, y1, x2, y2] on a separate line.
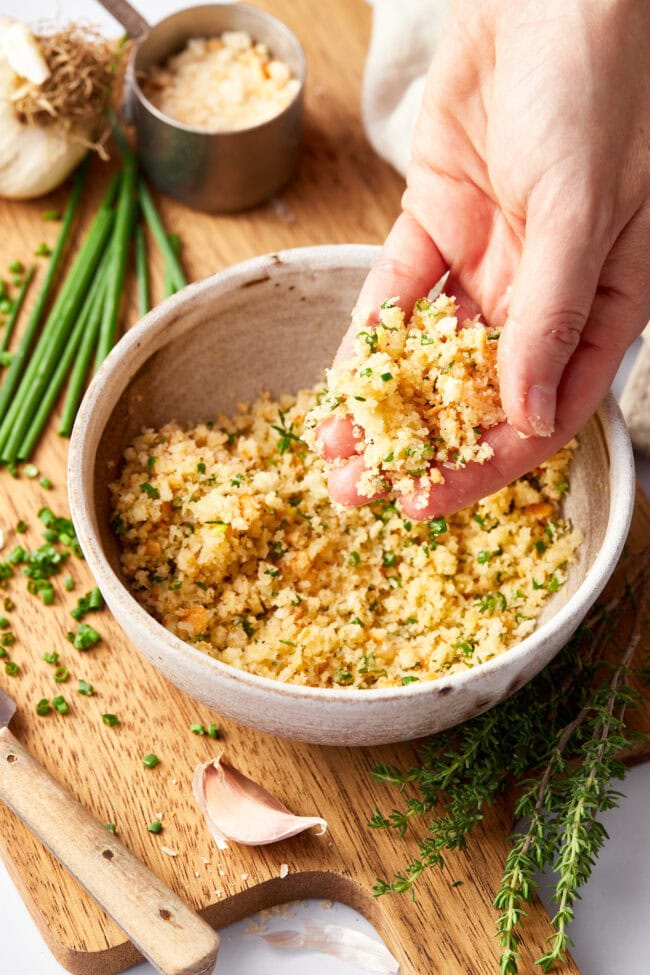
[143, 31, 300, 132]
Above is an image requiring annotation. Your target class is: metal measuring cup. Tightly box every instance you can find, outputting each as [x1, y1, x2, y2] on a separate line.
[102, 0, 306, 212]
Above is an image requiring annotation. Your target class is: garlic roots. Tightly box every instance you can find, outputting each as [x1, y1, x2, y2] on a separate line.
[0, 18, 115, 199]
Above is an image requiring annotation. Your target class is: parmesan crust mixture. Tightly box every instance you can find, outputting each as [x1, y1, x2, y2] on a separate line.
[111, 385, 581, 691]
[143, 31, 300, 132]
[304, 295, 505, 503]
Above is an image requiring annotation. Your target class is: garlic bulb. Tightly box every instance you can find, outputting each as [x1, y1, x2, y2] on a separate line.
[0, 18, 89, 199]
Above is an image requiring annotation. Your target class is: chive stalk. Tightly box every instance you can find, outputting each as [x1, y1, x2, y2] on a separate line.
[163, 233, 181, 298]
[58, 255, 110, 439]
[95, 153, 137, 367]
[135, 224, 150, 317]
[0, 163, 87, 423]
[18, 263, 107, 459]
[138, 180, 186, 292]
[0, 185, 117, 463]
[0, 266, 35, 353]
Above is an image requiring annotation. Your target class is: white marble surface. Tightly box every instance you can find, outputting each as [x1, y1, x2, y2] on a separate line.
[1, 2, 649, 973]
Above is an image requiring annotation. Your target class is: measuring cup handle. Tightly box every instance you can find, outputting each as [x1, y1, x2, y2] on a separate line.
[97, 0, 150, 38]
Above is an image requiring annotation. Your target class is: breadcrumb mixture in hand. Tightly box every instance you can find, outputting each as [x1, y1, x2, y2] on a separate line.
[304, 295, 505, 508]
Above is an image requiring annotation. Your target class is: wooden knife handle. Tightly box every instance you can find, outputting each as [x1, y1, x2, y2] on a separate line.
[0, 727, 218, 975]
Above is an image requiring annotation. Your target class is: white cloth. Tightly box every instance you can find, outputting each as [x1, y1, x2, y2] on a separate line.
[362, 0, 450, 177]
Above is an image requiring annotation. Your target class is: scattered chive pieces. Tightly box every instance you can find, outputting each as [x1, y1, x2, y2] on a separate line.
[41, 584, 54, 605]
[208, 723, 220, 740]
[43, 651, 59, 665]
[34, 242, 52, 257]
[190, 723, 206, 735]
[16, 519, 27, 533]
[64, 576, 75, 591]
[102, 713, 118, 727]
[348, 551, 361, 566]
[142, 753, 160, 768]
[380, 372, 393, 382]
[1, 632, 15, 646]
[197, 461, 206, 474]
[68, 623, 101, 650]
[401, 675, 420, 685]
[23, 463, 39, 478]
[148, 820, 163, 834]
[52, 695, 68, 714]
[71, 587, 104, 621]
[8, 260, 24, 274]
[39, 476, 53, 489]
[77, 679, 94, 696]
[451, 879, 463, 888]
[105, 823, 117, 834]
[0, 617, 8, 629]
[3, 598, 14, 611]
[53, 665, 69, 683]
[42, 210, 62, 222]
[140, 482, 159, 499]
[4, 660, 18, 675]
[0, 647, 7, 658]
[36, 698, 51, 716]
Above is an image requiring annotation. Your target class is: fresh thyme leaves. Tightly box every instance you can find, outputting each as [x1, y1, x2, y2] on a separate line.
[271, 409, 304, 455]
[369, 561, 650, 974]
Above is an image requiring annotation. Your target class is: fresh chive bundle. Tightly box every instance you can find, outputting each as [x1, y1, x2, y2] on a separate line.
[0, 146, 186, 465]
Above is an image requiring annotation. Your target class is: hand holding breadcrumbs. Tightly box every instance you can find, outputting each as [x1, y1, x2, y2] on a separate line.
[317, 0, 650, 518]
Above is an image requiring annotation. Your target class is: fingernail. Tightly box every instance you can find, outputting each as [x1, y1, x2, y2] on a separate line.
[525, 384, 556, 437]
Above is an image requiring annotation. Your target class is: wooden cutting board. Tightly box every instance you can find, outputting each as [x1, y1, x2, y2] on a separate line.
[0, 2, 649, 973]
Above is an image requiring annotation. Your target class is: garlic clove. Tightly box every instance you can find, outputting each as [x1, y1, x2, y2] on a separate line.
[192, 755, 327, 849]
[1, 21, 49, 85]
[261, 921, 400, 974]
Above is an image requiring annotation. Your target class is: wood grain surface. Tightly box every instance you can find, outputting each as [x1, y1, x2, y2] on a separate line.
[0, 2, 648, 974]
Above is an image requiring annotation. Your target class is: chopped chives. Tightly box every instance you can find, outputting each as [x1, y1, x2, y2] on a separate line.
[190, 723, 206, 735]
[36, 698, 51, 715]
[53, 666, 69, 683]
[52, 695, 68, 713]
[102, 713, 118, 727]
[105, 823, 117, 834]
[77, 679, 94, 696]
[208, 723, 220, 740]
[43, 651, 59, 665]
[148, 820, 163, 834]
[142, 753, 160, 768]
[0, 266, 35, 354]
[4, 660, 18, 675]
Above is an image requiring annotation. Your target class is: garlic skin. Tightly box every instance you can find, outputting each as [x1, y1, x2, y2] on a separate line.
[0, 18, 88, 200]
[192, 755, 328, 849]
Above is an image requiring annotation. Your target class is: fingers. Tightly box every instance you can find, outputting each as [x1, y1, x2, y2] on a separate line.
[396, 423, 567, 519]
[497, 206, 609, 438]
[327, 455, 387, 507]
[317, 415, 360, 461]
[333, 211, 447, 366]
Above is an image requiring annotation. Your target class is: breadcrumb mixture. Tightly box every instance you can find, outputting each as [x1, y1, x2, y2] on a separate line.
[304, 295, 505, 503]
[143, 31, 300, 132]
[111, 384, 581, 690]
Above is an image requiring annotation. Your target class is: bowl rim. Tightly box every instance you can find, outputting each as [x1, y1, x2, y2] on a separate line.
[68, 243, 636, 705]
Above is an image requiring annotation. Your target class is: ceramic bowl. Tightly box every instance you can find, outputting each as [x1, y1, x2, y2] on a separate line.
[68, 245, 635, 746]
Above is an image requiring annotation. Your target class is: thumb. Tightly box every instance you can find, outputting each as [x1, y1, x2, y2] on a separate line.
[497, 211, 608, 437]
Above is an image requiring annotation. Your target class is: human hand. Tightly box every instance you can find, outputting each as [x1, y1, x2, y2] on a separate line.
[321, 0, 650, 518]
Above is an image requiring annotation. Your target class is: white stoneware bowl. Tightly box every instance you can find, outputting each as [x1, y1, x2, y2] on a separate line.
[68, 245, 635, 746]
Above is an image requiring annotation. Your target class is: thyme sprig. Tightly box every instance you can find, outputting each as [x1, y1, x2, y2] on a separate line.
[369, 559, 649, 973]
